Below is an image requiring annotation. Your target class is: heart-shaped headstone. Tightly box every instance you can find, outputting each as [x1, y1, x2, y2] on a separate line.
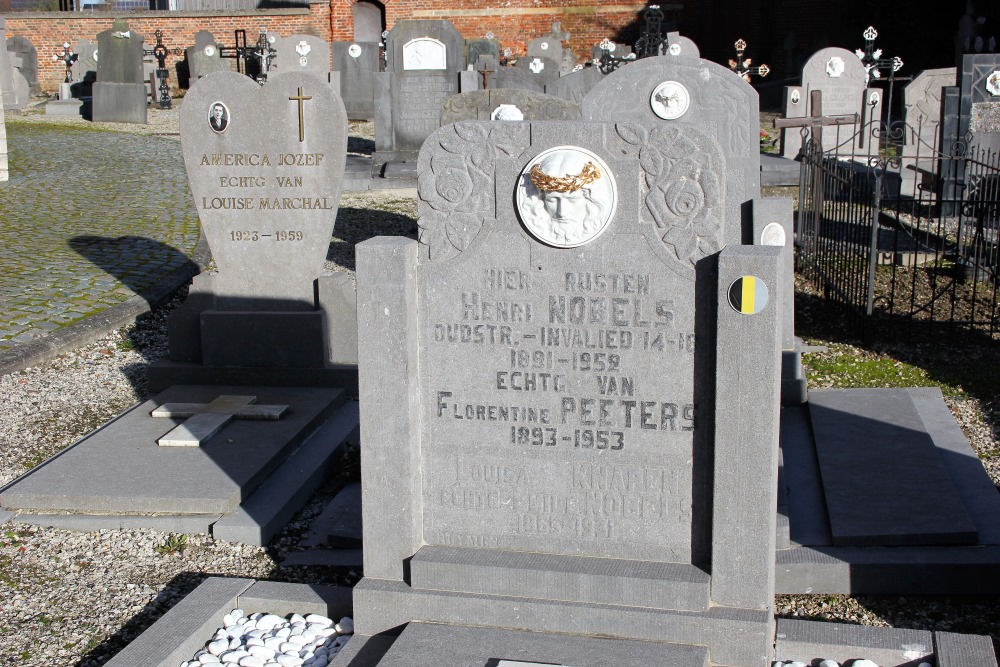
[181, 70, 346, 310]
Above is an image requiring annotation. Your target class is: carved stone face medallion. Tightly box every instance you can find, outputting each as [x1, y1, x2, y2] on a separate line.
[204, 45, 216, 57]
[826, 56, 845, 78]
[650, 81, 690, 120]
[515, 146, 617, 248]
[987, 71, 1000, 96]
[491, 104, 524, 121]
[760, 222, 786, 246]
[668, 43, 681, 56]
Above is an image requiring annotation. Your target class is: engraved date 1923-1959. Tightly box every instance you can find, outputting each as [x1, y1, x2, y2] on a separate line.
[230, 230, 304, 241]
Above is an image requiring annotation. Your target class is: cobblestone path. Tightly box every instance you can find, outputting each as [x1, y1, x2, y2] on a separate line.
[0, 121, 200, 351]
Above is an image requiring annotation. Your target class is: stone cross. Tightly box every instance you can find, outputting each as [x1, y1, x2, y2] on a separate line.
[152, 395, 288, 447]
[855, 26, 903, 86]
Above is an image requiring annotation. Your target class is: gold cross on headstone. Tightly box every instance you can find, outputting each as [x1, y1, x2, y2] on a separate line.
[288, 86, 313, 142]
[151, 395, 288, 447]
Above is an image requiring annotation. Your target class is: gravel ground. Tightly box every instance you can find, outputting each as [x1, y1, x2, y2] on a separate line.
[1, 99, 999, 666]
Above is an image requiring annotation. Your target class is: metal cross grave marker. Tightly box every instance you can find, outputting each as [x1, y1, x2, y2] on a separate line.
[729, 39, 770, 83]
[854, 26, 902, 86]
[289, 86, 312, 142]
[152, 395, 288, 447]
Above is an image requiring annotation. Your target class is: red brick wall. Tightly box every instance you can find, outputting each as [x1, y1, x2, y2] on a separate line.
[3, 4, 330, 93]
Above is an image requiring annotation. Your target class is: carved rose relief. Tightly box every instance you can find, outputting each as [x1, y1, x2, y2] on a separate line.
[617, 123, 724, 271]
[417, 122, 529, 260]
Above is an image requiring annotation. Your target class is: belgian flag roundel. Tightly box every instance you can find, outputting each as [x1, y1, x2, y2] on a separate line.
[728, 276, 769, 315]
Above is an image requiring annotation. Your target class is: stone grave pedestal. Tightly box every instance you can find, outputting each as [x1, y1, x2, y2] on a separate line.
[92, 20, 147, 125]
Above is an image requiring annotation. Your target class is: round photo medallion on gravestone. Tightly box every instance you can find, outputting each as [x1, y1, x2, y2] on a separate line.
[986, 71, 1000, 96]
[728, 275, 769, 315]
[650, 80, 690, 120]
[348, 43, 362, 58]
[515, 145, 617, 248]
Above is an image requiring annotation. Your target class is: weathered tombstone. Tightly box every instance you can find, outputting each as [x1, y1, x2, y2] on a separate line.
[353, 0, 382, 42]
[666, 32, 701, 58]
[440, 88, 579, 124]
[0, 72, 360, 545]
[373, 20, 464, 174]
[900, 67, 957, 199]
[270, 34, 331, 80]
[489, 65, 545, 92]
[7, 35, 38, 94]
[92, 19, 147, 125]
[544, 65, 605, 104]
[527, 21, 571, 73]
[513, 54, 560, 87]
[959, 53, 1000, 156]
[582, 55, 761, 247]
[781, 47, 872, 158]
[346, 111, 784, 665]
[70, 38, 98, 97]
[466, 36, 500, 74]
[186, 30, 229, 82]
[0, 18, 17, 110]
[332, 41, 378, 120]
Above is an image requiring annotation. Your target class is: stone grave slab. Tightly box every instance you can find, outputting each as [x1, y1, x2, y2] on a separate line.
[384, 20, 464, 74]
[489, 66, 545, 92]
[357, 622, 709, 667]
[466, 37, 499, 74]
[781, 47, 869, 158]
[809, 388, 978, 547]
[0, 385, 343, 516]
[514, 54, 560, 87]
[6, 35, 38, 94]
[92, 19, 147, 124]
[544, 66, 605, 105]
[351, 112, 785, 666]
[271, 34, 332, 80]
[441, 89, 579, 124]
[69, 38, 98, 98]
[959, 53, 1000, 156]
[332, 41, 379, 120]
[373, 69, 459, 171]
[103, 578, 353, 667]
[186, 30, 229, 82]
[581, 54, 761, 249]
[775, 387, 1000, 594]
[900, 67, 956, 198]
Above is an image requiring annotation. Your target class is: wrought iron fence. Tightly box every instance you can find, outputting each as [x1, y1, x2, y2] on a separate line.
[795, 113, 1000, 340]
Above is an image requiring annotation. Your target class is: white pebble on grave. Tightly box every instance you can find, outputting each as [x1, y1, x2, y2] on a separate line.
[819, 660, 840, 667]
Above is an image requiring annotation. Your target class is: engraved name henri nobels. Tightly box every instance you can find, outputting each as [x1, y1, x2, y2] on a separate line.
[433, 268, 698, 455]
[197, 152, 334, 212]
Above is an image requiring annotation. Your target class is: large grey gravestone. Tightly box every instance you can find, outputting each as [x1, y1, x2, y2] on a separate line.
[513, 54, 560, 87]
[527, 21, 575, 74]
[667, 32, 700, 58]
[332, 41, 378, 120]
[373, 20, 464, 173]
[900, 67, 957, 199]
[154, 69, 356, 381]
[959, 53, 1000, 155]
[69, 39, 98, 97]
[348, 115, 783, 666]
[582, 55, 761, 248]
[781, 47, 873, 158]
[270, 34, 331, 80]
[488, 65, 544, 92]
[466, 37, 500, 74]
[92, 19, 147, 125]
[186, 31, 229, 82]
[440, 89, 579, 124]
[544, 66, 605, 104]
[7, 35, 38, 94]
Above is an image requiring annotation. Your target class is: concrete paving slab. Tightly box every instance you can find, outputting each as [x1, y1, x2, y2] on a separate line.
[761, 152, 800, 186]
[775, 618, 933, 667]
[809, 388, 977, 546]
[0, 385, 343, 515]
[212, 401, 359, 546]
[779, 405, 831, 546]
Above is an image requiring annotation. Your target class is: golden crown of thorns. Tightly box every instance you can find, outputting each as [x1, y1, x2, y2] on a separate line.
[529, 161, 601, 192]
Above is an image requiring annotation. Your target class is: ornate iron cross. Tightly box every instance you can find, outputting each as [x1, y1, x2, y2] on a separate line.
[142, 30, 182, 109]
[729, 39, 770, 84]
[54, 42, 78, 84]
[854, 26, 903, 86]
